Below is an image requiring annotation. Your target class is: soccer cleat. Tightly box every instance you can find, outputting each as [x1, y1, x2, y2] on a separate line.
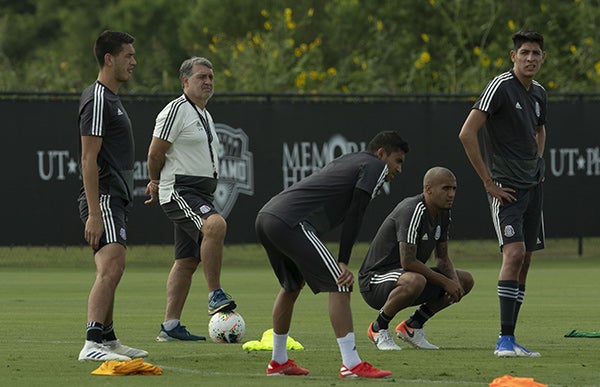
[266, 359, 310, 376]
[208, 288, 237, 315]
[513, 341, 541, 357]
[339, 362, 392, 379]
[494, 335, 517, 357]
[156, 322, 206, 342]
[103, 339, 148, 358]
[367, 322, 402, 350]
[395, 320, 439, 349]
[78, 340, 131, 362]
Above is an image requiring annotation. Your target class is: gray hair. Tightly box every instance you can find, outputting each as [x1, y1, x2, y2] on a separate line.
[179, 57, 213, 79]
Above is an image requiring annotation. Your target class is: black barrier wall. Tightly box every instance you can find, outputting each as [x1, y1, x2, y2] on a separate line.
[2, 96, 598, 245]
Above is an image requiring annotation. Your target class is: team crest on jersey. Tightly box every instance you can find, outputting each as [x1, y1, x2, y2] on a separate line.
[213, 124, 254, 218]
[535, 101, 541, 118]
[503, 225, 515, 238]
[434, 225, 441, 240]
[120, 227, 127, 240]
[199, 205, 212, 214]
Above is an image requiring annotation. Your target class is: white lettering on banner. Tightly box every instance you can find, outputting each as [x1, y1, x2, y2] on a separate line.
[37, 150, 78, 181]
[549, 147, 600, 177]
[281, 134, 390, 195]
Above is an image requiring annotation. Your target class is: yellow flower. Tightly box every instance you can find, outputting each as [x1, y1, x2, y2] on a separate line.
[376, 20, 383, 31]
[310, 71, 319, 80]
[287, 21, 296, 30]
[224, 69, 232, 77]
[313, 37, 322, 47]
[473, 46, 481, 56]
[295, 71, 306, 88]
[494, 58, 504, 67]
[361, 62, 367, 70]
[342, 85, 350, 93]
[414, 59, 424, 69]
[540, 4, 547, 12]
[308, 8, 314, 17]
[212, 36, 220, 44]
[327, 67, 337, 76]
[428, 0, 435, 6]
[60, 62, 68, 70]
[252, 34, 262, 46]
[595, 61, 600, 75]
[421, 33, 429, 43]
[300, 43, 308, 52]
[420, 52, 431, 63]
[548, 80, 556, 89]
[209, 44, 216, 53]
[570, 45, 577, 54]
[285, 8, 292, 18]
[286, 39, 295, 48]
[261, 9, 268, 17]
[193, 43, 200, 50]
[584, 37, 594, 45]
[294, 48, 302, 57]
[272, 50, 279, 58]
[480, 56, 491, 67]
[353, 56, 360, 65]
[507, 20, 515, 30]
[319, 72, 326, 81]
[236, 42, 245, 52]
[202, 27, 209, 35]
[264, 21, 272, 30]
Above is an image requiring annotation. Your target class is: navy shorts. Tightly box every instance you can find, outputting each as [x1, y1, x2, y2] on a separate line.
[79, 194, 130, 252]
[161, 191, 220, 260]
[255, 212, 349, 294]
[488, 182, 545, 251]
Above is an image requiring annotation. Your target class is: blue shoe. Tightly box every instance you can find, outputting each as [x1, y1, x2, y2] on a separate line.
[208, 288, 236, 315]
[494, 335, 516, 357]
[156, 322, 206, 342]
[513, 341, 541, 357]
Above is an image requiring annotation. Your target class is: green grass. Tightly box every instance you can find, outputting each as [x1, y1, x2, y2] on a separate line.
[1, 240, 600, 386]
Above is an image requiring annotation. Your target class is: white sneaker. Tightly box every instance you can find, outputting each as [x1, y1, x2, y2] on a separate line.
[78, 340, 131, 362]
[395, 321, 439, 350]
[103, 339, 148, 358]
[367, 323, 402, 350]
[513, 341, 541, 357]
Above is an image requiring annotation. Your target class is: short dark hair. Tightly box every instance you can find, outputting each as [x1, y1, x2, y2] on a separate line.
[512, 30, 544, 51]
[367, 131, 410, 154]
[94, 30, 135, 68]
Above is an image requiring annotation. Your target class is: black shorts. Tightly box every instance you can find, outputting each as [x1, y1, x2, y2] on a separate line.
[79, 194, 130, 252]
[161, 191, 219, 259]
[255, 212, 349, 294]
[360, 267, 445, 310]
[488, 182, 545, 251]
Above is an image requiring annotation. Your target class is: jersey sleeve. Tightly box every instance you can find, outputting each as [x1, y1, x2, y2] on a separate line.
[472, 75, 507, 116]
[153, 100, 186, 143]
[355, 159, 387, 198]
[79, 90, 108, 137]
[395, 202, 425, 244]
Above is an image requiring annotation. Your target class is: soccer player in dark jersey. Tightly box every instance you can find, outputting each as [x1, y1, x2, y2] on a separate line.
[459, 30, 547, 358]
[255, 131, 408, 379]
[359, 167, 473, 351]
[145, 57, 235, 342]
[77, 30, 147, 362]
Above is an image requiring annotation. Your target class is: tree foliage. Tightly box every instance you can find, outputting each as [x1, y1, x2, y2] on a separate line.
[0, 0, 598, 93]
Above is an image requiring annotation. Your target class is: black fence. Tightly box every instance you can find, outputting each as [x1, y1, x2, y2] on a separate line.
[2, 92, 598, 246]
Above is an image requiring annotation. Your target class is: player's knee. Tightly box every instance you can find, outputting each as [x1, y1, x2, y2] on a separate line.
[399, 273, 427, 294]
[202, 214, 227, 239]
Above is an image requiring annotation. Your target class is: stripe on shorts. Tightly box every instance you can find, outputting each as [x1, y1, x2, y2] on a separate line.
[300, 222, 348, 292]
[99, 194, 117, 243]
[172, 191, 203, 230]
[369, 271, 402, 285]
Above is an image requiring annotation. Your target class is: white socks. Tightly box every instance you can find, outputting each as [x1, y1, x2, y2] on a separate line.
[271, 331, 289, 364]
[337, 332, 361, 369]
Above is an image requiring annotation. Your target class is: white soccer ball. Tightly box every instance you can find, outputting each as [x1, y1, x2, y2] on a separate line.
[208, 311, 246, 343]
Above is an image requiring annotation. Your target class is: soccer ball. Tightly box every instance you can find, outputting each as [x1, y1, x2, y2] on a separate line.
[208, 311, 246, 343]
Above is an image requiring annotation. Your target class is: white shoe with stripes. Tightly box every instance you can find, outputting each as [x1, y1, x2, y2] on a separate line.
[78, 340, 131, 362]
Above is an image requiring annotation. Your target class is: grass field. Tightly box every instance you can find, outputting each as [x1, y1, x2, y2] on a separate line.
[1, 239, 599, 386]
